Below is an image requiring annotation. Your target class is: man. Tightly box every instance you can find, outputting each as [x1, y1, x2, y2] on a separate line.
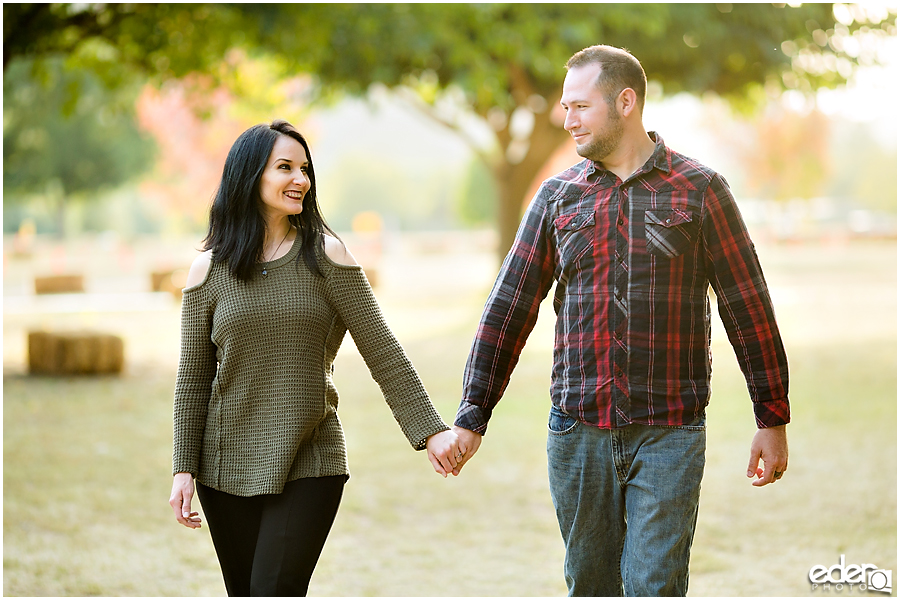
[451, 45, 789, 596]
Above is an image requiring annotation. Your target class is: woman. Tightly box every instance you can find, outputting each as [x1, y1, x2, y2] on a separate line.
[168, 119, 464, 596]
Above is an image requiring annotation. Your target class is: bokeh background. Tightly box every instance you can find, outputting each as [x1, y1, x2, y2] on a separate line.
[3, 3, 897, 596]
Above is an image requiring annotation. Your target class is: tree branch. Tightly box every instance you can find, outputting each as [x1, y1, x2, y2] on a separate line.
[392, 86, 501, 166]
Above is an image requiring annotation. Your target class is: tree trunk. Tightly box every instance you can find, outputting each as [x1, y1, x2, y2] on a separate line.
[491, 111, 571, 262]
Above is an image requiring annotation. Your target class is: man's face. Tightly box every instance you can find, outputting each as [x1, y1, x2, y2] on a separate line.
[560, 63, 623, 163]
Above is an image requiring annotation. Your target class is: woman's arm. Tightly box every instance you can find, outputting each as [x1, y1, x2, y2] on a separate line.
[171, 250, 218, 515]
[322, 237, 462, 475]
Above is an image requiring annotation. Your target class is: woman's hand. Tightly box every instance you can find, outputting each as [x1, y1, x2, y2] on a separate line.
[426, 429, 463, 478]
[169, 472, 202, 529]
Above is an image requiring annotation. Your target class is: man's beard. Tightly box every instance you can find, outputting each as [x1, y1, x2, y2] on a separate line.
[575, 110, 624, 163]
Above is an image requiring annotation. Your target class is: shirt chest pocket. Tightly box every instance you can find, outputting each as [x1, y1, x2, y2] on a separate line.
[644, 209, 698, 259]
[554, 211, 595, 270]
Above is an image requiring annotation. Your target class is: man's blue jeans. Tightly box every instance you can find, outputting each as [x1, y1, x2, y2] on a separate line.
[547, 404, 706, 596]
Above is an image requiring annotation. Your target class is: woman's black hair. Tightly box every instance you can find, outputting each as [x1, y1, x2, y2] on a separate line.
[202, 119, 338, 281]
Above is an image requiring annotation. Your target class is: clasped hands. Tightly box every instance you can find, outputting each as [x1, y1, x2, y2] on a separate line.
[425, 425, 482, 478]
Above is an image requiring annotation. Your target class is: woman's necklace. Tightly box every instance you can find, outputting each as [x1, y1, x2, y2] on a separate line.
[261, 226, 291, 277]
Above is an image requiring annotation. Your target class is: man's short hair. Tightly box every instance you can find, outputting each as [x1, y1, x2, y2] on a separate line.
[566, 45, 647, 113]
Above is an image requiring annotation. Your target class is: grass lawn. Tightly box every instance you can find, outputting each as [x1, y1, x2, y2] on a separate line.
[3, 235, 896, 596]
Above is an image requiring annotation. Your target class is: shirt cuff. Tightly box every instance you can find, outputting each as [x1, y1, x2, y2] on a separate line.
[454, 401, 492, 435]
[172, 463, 197, 478]
[754, 397, 790, 428]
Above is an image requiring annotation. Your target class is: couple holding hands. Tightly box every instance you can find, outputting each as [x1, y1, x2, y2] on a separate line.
[170, 45, 789, 598]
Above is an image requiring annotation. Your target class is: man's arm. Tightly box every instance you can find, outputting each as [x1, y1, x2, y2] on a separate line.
[701, 174, 790, 483]
[453, 191, 556, 458]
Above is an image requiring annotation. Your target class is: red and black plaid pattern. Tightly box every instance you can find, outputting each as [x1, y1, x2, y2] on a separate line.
[455, 133, 789, 433]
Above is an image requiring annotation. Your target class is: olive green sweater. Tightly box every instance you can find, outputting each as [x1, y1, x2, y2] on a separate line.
[172, 236, 449, 496]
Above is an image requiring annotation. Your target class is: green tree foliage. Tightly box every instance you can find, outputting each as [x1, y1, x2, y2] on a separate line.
[2, 4, 265, 235]
[3, 57, 155, 234]
[247, 3, 889, 255]
[5, 3, 895, 252]
[3, 4, 247, 81]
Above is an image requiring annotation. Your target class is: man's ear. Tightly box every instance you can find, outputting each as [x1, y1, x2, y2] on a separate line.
[618, 88, 640, 118]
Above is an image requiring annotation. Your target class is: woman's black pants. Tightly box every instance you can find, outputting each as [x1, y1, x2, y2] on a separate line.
[196, 475, 346, 597]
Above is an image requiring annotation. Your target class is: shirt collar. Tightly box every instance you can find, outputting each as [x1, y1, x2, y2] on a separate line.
[646, 131, 672, 174]
[586, 131, 671, 181]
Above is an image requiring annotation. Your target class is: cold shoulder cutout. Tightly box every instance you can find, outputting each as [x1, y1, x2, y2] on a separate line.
[184, 250, 213, 291]
[323, 235, 358, 266]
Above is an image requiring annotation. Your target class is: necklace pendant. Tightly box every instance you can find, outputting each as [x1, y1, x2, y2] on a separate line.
[261, 269, 268, 277]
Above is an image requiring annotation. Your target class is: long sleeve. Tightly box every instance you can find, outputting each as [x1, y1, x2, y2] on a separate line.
[172, 285, 218, 475]
[702, 174, 790, 427]
[455, 192, 556, 434]
[325, 263, 448, 450]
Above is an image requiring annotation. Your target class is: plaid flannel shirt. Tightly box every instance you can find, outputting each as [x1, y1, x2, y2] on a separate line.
[455, 133, 789, 433]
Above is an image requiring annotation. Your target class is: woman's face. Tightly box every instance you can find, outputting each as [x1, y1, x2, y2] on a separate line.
[259, 135, 310, 221]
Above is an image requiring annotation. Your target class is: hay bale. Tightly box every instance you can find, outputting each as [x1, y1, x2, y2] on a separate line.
[34, 274, 84, 294]
[28, 331, 124, 375]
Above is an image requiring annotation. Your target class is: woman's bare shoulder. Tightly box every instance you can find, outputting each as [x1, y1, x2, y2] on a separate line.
[323, 235, 358, 266]
[184, 250, 214, 289]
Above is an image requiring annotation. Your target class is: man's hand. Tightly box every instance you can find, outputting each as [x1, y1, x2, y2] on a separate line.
[747, 425, 788, 487]
[452, 425, 483, 475]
